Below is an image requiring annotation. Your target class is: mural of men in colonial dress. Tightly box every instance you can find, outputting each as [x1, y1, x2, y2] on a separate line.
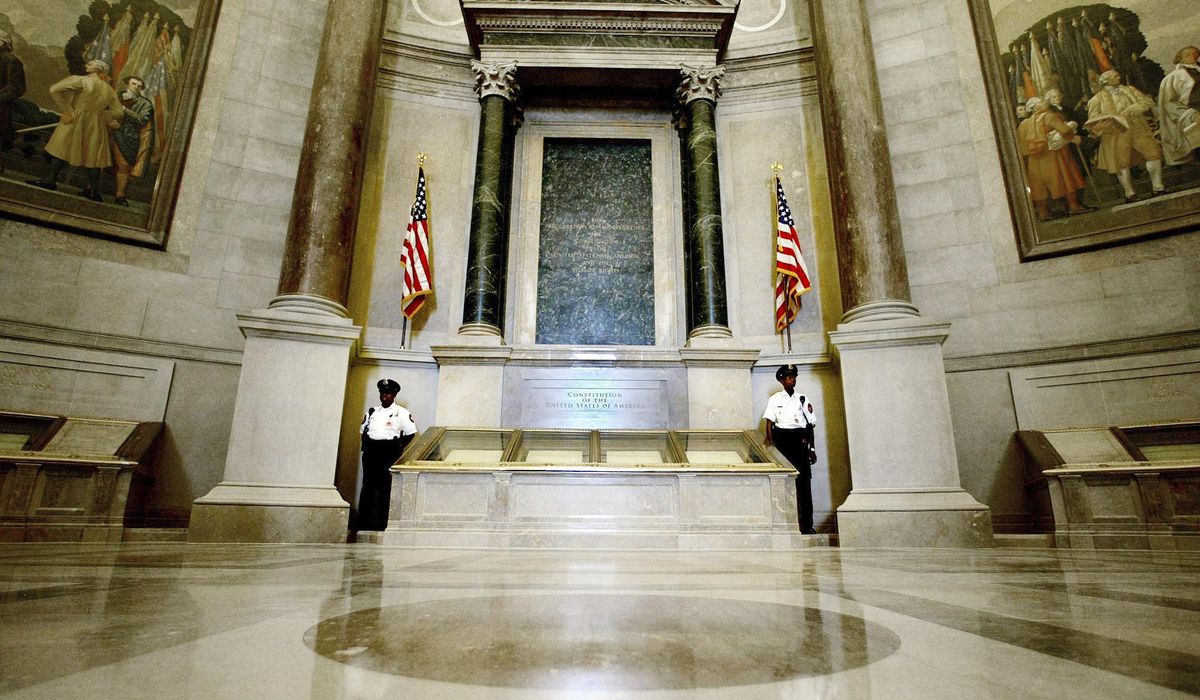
[110, 74, 153, 206]
[1018, 96, 1090, 220]
[1158, 46, 1200, 166]
[1085, 69, 1165, 202]
[0, 30, 26, 153]
[27, 59, 123, 202]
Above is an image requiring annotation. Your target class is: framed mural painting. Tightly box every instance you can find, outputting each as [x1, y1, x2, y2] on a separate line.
[970, 1, 1200, 260]
[0, 0, 221, 248]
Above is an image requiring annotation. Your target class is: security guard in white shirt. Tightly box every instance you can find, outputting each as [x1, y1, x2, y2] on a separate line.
[763, 364, 818, 534]
[356, 378, 417, 531]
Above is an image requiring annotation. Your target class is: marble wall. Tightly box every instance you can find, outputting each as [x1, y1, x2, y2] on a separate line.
[0, 0, 1193, 532]
[0, 0, 328, 524]
[864, 0, 1200, 528]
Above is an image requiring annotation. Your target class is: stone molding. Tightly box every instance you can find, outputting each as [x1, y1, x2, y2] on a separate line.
[840, 299, 920, 324]
[462, 0, 738, 67]
[678, 346, 761, 368]
[0, 319, 243, 366]
[0, 337, 175, 422]
[192, 482, 350, 508]
[472, 59, 521, 102]
[828, 318, 951, 351]
[356, 345, 439, 366]
[676, 64, 725, 105]
[943, 329, 1200, 373]
[839, 487, 992, 512]
[431, 344, 514, 366]
[269, 293, 350, 318]
[236, 308, 362, 346]
[755, 352, 834, 368]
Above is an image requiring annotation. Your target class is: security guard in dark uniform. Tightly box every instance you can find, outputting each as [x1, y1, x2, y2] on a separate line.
[356, 378, 416, 531]
[762, 364, 818, 534]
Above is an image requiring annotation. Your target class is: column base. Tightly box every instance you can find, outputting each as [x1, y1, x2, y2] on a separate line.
[458, 322, 503, 338]
[188, 483, 349, 543]
[688, 323, 733, 340]
[837, 487, 993, 547]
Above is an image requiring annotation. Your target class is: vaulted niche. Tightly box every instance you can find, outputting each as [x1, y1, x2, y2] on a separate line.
[461, 0, 740, 345]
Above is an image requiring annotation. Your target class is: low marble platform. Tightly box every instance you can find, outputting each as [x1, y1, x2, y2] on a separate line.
[371, 464, 807, 549]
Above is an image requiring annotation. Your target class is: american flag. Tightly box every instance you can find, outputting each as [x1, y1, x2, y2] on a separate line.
[400, 167, 433, 319]
[774, 176, 811, 331]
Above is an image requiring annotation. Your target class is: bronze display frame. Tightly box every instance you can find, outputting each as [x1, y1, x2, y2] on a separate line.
[968, 0, 1200, 260]
[0, 0, 223, 249]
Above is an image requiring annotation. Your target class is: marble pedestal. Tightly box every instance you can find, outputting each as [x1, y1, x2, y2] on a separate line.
[189, 307, 360, 543]
[829, 317, 993, 547]
[680, 339, 760, 429]
[431, 339, 511, 427]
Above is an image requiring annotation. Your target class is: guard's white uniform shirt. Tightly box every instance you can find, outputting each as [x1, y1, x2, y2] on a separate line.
[361, 404, 417, 440]
[762, 390, 816, 429]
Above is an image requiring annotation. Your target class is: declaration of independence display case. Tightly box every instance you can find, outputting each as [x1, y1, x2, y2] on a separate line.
[0, 411, 161, 542]
[1018, 421, 1200, 550]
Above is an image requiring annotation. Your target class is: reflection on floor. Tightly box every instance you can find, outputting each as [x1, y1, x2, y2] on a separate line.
[1, 544, 1198, 698]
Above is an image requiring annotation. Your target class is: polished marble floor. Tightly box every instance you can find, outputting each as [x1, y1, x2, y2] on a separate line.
[0, 543, 1198, 699]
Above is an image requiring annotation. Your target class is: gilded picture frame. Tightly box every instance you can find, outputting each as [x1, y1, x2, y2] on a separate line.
[0, 0, 221, 248]
[969, 0, 1200, 260]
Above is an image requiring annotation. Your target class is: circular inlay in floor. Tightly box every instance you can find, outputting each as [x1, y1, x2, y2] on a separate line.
[304, 594, 900, 690]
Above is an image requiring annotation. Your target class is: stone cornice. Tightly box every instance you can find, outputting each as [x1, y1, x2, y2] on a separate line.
[474, 16, 727, 35]
[462, 0, 737, 65]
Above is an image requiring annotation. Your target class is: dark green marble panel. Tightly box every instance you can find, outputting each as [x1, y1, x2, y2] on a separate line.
[536, 139, 654, 346]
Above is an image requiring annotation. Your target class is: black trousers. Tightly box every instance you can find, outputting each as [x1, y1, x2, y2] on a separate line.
[356, 436, 408, 531]
[774, 427, 814, 533]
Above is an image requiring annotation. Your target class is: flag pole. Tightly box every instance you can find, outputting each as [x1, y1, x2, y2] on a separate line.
[771, 161, 793, 355]
[399, 152, 429, 350]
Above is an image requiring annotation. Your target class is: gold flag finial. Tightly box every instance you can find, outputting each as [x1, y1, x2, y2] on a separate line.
[417, 152, 428, 166]
[771, 162, 783, 176]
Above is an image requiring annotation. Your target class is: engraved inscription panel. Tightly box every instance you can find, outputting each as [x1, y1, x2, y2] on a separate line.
[536, 139, 654, 346]
[524, 379, 668, 429]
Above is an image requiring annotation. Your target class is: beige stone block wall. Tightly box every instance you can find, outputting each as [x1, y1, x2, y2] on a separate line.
[0, 0, 329, 524]
[865, 0, 1200, 529]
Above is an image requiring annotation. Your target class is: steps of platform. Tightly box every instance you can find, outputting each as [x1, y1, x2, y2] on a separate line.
[353, 529, 835, 549]
[993, 533, 1056, 548]
[123, 528, 189, 542]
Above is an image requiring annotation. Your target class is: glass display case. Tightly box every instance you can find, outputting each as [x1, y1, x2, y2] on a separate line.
[418, 428, 512, 464]
[402, 428, 784, 471]
[598, 430, 673, 465]
[0, 411, 162, 541]
[381, 426, 803, 550]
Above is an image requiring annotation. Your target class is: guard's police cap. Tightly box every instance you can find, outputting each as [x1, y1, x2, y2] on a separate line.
[775, 364, 799, 380]
[377, 378, 400, 393]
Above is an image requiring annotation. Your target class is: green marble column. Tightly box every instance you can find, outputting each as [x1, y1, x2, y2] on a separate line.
[461, 61, 520, 336]
[676, 65, 731, 339]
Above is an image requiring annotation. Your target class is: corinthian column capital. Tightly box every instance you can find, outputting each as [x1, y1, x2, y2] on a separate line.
[472, 60, 521, 102]
[675, 64, 725, 106]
